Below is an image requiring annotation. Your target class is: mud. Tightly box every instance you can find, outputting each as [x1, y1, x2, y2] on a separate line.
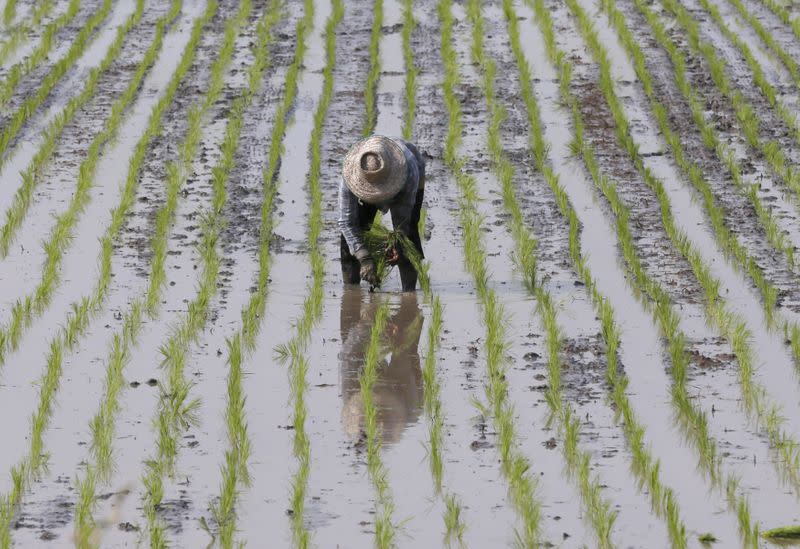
[3, 0, 800, 546]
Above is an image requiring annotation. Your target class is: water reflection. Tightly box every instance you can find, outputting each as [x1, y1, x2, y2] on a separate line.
[339, 288, 423, 446]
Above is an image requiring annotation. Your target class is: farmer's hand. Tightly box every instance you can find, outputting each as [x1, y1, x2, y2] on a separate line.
[355, 247, 379, 286]
[385, 245, 400, 266]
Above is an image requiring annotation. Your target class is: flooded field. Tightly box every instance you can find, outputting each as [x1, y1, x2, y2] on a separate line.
[1, 0, 800, 546]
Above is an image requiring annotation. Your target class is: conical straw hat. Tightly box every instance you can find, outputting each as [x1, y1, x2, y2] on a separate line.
[342, 135, 407, 205]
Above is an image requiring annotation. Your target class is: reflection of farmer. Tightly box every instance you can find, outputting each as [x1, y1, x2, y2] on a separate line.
[338, 135, 426, 291]
[340, 289, 423, 445]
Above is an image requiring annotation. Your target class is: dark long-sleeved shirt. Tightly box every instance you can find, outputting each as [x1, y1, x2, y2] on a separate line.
[338, 137, 425, 254]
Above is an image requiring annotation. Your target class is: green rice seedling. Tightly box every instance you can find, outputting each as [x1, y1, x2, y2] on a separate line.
[438, 0, 542, 545]
[401, 0, 417, 141]
[2, 0, 16, 25]
[626, 0, 800, 362]
[599, 0, 785, 319]
[257, 0, 332, 545]
[526, 0, 760, 537]
[678, 0, 800, 138]
[565, 0, 800, 491]
[763, 525, 800, 539]
[363, 0, 383, 136]
[654, 0, 800, 205]
[135, 3, 264, 545]
[360, 303, 394, 543]
[467, 1, 623, 545]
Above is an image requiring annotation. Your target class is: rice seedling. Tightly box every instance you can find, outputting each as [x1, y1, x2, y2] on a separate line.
[526, 0, 761, 544]
[363, 0, 383, 136]
[0, 0, 182, 261]
[466, 1, 619, 545]
[498, 1, 688, 546]
[0, 0, 99, 165]
[763, 525, 800, 539]
[3, 0, 16, 25]
[209, 1, 320, 545]
[438, 0, 542, 545]
[0, 0, 217, 543]
[0, 0, 165, 366]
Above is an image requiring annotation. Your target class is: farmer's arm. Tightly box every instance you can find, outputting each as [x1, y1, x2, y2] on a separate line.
[389, 165, 419, 236]
[337, 178, 366, 254]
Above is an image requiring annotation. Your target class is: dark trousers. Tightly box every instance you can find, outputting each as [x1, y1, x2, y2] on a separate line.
[341, 188, 424, 291]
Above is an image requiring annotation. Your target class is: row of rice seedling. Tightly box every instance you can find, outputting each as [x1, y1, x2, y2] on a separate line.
[134, 2, 265, 545]
[0, 0, 91, 159]
[465, 2, 619, 546]
[209, 0, 317, 544]
[654, 0, 800, 208]
[402, 2, 466, 542]
[438, 0, 542, 545]
[363, 0, 382, 136]
[400, 0, 416, 141]
[0, 0, 206, 545]
[0, 0, 57, 66]
[0, 0, 181, 261]
[72, 1, 279, 547]
[525, 0, 761, 544]
[272, 1, 345, 546]
[0, 0, 158, 366]
[687, 0, 800, 117]
[354, 3, 403, 546]
[757, 0, 800, 41]
[358, 301, 396, 548]
[2, 0, 16, 25]
[499, 1, 689, 546]
[566, 0, 800, 492]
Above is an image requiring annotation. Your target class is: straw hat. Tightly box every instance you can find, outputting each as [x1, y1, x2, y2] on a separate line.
[342, 135, 408, 205]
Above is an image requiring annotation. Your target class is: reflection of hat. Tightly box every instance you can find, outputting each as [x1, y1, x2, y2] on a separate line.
[342, 136, 407, 205]
[342, 390, 407, 445]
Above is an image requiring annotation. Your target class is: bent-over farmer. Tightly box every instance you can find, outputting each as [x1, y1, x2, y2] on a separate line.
[338, 135, 425, 292]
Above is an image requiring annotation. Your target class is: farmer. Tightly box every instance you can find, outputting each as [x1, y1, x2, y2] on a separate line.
[338, 135, 425, 292]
